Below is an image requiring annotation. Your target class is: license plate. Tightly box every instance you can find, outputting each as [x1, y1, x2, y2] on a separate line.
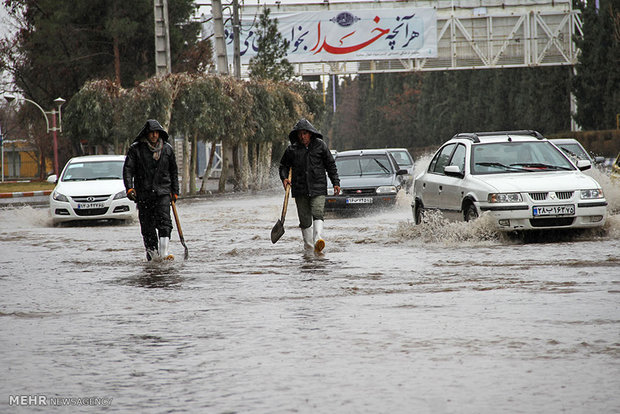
[346, 197, 373, 204]
[533, 204, 575, 216]
[76, 203, 104, 209]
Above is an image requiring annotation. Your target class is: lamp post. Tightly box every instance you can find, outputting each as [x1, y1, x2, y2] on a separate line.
[3, 94, 66, 178]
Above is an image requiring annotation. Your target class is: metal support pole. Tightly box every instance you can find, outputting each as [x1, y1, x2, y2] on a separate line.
[52, 109, 59, 177]
[232, 0, 241, 79]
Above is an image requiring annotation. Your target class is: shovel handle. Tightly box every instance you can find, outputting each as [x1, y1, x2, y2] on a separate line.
[281, 168, 292, 221]
[171, 200, 184, 242]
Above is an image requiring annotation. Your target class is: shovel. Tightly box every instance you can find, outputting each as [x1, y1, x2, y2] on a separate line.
[171, 199, 189, 260]
[271, 168, 292, 244]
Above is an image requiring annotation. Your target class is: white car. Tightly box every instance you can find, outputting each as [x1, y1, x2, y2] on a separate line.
[412, 130, 608, 231]
[49, 155, 137, 225]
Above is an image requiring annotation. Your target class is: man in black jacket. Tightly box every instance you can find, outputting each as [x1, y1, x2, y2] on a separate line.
[123, 119, 179, 261]
[279, 118, 340, 253]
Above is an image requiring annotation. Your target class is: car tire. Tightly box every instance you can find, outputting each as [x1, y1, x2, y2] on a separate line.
[464, 204, 478, 222]
[414, 201, 424, 225]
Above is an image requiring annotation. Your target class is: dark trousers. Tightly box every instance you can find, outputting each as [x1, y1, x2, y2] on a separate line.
[137, 194, 172, 252]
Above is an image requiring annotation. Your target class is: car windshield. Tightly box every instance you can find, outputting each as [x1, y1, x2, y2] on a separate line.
[389, 150, 413, 168]
[336, 155, 393, 176]
[471, 141, 575, 175]
[61, 160, 125, 181]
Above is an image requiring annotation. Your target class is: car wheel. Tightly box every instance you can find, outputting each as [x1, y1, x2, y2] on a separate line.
[414, 201, 424, 225]
[464, 204, 478, 222]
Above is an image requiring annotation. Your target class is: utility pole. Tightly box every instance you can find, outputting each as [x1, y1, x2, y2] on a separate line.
[154, 0, 172, 76]
[212, 0, 229, 75]
[232, 0, 242, 79]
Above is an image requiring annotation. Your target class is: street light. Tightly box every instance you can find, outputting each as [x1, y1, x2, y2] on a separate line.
[3, 93, 65, 178]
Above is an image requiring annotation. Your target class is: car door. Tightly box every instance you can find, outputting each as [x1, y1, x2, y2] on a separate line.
[436, 143, 467, 220]
[420, 143, 456, 209]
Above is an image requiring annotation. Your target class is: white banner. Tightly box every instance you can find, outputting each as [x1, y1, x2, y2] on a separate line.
[223, 7, 437, 64]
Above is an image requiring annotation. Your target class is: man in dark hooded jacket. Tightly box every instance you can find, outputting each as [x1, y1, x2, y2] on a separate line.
[279, 118, 340, 252]
[123, 119, 179, 261]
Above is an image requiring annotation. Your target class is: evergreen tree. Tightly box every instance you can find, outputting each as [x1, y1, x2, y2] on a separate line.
[248, 8, 294, 82]
[572, 0, 620, 130]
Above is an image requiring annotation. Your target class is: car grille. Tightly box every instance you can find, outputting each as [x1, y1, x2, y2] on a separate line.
[74, 208, 109, 216]
[342, 188, 376, 196]
[71, 195, 110, 202]
[529, 191, 574, 201]
[530, 217, 575, 227]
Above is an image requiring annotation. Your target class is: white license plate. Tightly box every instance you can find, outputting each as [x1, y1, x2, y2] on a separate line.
[76, 203, 105, 209]
[346, 197, 373, 204]
[533, 204, 575, 216]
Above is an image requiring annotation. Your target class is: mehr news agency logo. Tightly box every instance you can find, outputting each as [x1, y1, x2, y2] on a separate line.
[9, 395, 113, 407]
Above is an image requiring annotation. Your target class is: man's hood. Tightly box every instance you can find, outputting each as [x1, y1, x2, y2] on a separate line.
[288, 118, 323, 144]
[134, 119, 169, 143]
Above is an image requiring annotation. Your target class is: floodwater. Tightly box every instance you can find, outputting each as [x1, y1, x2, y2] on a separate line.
[1, 169, 620, 413]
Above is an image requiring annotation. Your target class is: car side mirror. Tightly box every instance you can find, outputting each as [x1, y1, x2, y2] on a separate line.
[396, 169, 408, 176]
[594, 156, 605, 164]
[576, 159, 591, 171]
[444, 165, 464, 178]
[47, 174, 58, 183]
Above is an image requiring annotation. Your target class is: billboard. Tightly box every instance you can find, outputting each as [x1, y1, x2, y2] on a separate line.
[224, 7, 437, 64]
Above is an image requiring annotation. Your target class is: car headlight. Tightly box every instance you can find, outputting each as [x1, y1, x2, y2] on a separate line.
[488, 192, 523, 203]
[52, 191, 69, 202]
[376, 186, 397, 194]
[113, 190, 127, 200]
[327, 187, 334, 196]
[580, 189, 604, 199]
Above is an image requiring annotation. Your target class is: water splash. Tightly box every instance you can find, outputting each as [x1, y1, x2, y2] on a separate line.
[584, 167, 620, 213]
[0, 205, 52, 228]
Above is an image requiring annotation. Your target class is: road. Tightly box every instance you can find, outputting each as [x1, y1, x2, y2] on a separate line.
[1, 189, 619, 413]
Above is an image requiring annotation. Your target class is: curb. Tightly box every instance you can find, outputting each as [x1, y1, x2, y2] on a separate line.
[0, 190, 53, 199]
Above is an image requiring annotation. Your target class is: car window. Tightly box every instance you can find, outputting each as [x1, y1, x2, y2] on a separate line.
[556, 143, 589, 161]
[429, 143, 456, 174]
[449, 144, 466, 172]
[389, 150, 413, 168]
[62, 161, 124, 181]
[471, 141, 575, 174]
[336, 155, 393, 176]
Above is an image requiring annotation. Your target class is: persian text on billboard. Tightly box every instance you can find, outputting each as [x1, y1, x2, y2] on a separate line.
[225, 8, 438, 63]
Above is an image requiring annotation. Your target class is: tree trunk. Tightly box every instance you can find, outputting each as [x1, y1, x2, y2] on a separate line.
[113, 36, 121, 86]
[240, 141, 250, 191]
[232, 143, 241, 191]
[249, 143, 258, 189]
[199, 142, 217, 193]
[182, 134, 190, 195]
[218, 142, 228, 193]
[190, 132, 197, 195]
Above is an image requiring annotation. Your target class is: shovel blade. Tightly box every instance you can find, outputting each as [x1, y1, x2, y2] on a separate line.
[271, 219, 285, 244]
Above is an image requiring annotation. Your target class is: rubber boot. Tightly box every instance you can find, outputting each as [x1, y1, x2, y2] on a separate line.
[313, 219, 325, 253]
[159, 237, 174, 260]
[301, 227, 314, 250]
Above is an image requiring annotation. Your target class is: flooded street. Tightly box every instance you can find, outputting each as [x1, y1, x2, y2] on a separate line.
[1, 184, 620, 413]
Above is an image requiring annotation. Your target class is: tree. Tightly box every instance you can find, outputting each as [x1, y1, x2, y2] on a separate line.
[0, 0, 201, 102]
[247, 8, 294, 82]
[572, 0, 620, 130]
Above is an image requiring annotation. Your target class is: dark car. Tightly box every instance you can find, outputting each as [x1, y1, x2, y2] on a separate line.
[325, 149, 408, 210]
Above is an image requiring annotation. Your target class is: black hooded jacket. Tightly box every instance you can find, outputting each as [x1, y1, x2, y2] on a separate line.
[123, 119, 179, 199]
[279, 119, 339, 198]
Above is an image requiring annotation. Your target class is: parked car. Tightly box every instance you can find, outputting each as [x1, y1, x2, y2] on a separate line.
[325, 149, 408, 210]
[412, 130, 608, 231]
[550, 138, 605, 165]
[49, 155, 137, 225]
[384, 148, 415, 193]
